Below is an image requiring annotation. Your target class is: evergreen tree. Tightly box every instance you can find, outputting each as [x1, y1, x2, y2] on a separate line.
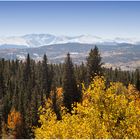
[22, 54, 33, 138]
[48, 64, 54, 98]
[87, 46, 103, 83]
[79, 62, 87, 84]
[51, 84, 61, 120]
[23, 54, 31, 86]
[0, 69, 5, 99]
[63, 53, 81, 113]
[42, 54, 50, 98]
[0, 69, 5, 138]
[12, 84, 19, 110]
[135, 69, 140, 91]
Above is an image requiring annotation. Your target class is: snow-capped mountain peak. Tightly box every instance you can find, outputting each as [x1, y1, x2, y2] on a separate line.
[0, 33, 140, 49]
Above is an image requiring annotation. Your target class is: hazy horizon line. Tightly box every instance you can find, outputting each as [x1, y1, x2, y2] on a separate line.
[0, 33, 140, 40]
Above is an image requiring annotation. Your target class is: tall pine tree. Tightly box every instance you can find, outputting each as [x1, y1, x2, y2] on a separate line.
[87, 46, 103, 83]
[42, 54, 50, 98]
[135, 69, 140, 91]
[0, 68, 5, 138]
[23, 54, 31, 86]
[63, 53, 81, 113]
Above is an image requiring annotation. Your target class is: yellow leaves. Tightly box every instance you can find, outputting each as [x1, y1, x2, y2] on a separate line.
[93, 76, 106, 90]
[34, 76, 140, 139]
[127, 84, 139, 100]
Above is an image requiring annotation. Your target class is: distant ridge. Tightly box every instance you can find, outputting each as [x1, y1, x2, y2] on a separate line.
[0, 34, 140, 49]
[0, 42, 140, 71]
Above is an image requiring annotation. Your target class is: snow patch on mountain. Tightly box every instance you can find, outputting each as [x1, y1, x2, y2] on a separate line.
[0, 36, 28, 46]
[114, 37, 140, 44]
[0, 34, 140, 49]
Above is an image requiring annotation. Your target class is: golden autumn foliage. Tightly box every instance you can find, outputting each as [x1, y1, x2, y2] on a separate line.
[7, 108, 22, 130]
[33, 76, 140, 139]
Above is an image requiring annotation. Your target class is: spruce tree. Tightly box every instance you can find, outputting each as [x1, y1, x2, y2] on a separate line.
[63, 53, 81, 113]
[0, 69, 5, 138]
[87, 46, 103, 83]
[22, 54, 32, 138]
[42, 54, 50, 98]
[23, 54, 31, 85]
[30, 87, 38, 127]
[135, 69, 140, 91]
[48, 64, 54, 94]
[12, 83, 19, 110]
[79, 62, 87, 83]
[0, 70, 5, 99]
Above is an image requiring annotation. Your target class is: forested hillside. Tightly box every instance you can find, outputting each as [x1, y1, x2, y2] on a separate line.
[0, 46, 140, 138]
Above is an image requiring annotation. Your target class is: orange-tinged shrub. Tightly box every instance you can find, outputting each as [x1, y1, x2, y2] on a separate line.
[56, 87, 63, 97]
[7, 108, 22, 130]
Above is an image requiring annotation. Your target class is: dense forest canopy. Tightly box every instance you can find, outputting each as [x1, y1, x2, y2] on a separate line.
[0, 46, 140, 138]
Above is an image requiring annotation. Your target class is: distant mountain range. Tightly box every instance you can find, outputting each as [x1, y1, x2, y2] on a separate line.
[0, 34, 140, 71]
[0, 34, 140, 49]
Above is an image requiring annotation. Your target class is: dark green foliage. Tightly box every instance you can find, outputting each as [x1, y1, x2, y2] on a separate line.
[135, 69, 140, 91]
[0, 70, 5, 99]
[12, 84, 19, 110]
[0, 64, 6, 138]
[23, 54, 31, 85]
[63, 53, 81, 113]
[87, 46, 103, 83]
[42, 54, 51, 98]
[51, 86, 61, 120]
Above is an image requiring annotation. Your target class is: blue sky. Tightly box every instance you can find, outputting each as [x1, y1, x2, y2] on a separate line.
[0, 1, 140, 38]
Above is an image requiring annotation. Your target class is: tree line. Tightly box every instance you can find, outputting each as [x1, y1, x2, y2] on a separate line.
[0, 46, 140, 138]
